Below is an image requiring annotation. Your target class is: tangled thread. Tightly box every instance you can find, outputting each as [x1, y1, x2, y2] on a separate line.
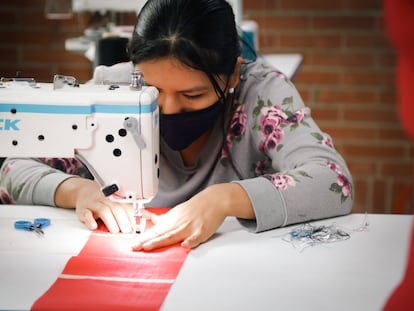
[284, 223, 350, 250]
[282, 213, 370, 251]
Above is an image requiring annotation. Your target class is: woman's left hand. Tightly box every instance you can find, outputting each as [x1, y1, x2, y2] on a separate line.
[131, 183, 254, 251]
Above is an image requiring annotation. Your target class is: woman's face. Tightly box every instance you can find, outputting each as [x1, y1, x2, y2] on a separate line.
[136, 58, 224, 115]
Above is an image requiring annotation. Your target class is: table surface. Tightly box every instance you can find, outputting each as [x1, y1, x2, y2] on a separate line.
[261, 53, 303, 80]
[0, 204, 412, 311]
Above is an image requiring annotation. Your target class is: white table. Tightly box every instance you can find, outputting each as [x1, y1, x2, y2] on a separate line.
[261, 53, 303, 80]
[0, 204, 412, 311]
[0, 205, 91, 310]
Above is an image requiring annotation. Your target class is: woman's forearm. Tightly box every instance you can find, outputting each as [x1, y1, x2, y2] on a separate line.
[54, 177, 100, 209]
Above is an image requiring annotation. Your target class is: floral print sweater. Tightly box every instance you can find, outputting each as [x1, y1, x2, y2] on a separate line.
[0, 58, 353, 232]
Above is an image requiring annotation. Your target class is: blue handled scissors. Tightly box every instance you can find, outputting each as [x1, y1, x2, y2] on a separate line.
[14, 218, 51, 236]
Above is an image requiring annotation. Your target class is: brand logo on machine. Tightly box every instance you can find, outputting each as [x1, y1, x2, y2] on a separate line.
[0, 119, 20, 130]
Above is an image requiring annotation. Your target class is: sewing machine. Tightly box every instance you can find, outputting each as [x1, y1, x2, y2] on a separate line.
[0, 75, 159, 208]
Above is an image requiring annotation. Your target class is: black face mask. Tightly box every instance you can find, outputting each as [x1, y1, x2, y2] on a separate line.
[160, 100, 224, 151]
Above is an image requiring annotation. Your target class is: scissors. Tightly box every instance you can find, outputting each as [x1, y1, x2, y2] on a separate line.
[14, 218, 51, 236]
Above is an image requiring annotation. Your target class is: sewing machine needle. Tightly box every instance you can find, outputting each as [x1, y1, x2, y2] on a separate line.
[134, 200, 146, 234]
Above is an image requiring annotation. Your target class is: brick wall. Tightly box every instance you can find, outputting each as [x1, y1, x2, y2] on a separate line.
[0, 0, 92, 81]
[0, 0, 413, 214]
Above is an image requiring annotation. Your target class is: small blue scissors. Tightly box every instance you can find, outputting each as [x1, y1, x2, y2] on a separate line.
[14, 218, 51, 236]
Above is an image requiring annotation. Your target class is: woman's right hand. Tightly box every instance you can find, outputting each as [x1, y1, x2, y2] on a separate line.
[55, 177, 136, 233]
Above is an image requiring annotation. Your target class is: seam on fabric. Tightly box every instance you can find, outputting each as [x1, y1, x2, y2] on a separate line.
[60, 273, 175, 284]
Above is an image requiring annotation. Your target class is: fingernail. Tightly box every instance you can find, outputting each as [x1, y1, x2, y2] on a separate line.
[142, 241, 154, 251]
[131, 242, 142, 251]
[181, 241, 191, 249]
[110, 227, 120, 234]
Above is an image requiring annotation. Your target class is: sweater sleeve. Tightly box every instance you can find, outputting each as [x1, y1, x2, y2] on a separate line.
[0, 158, 83, 206]
[232, 61, 353, 232]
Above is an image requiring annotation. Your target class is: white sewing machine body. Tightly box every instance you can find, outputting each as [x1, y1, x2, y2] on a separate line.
[0, 80, 159, 202]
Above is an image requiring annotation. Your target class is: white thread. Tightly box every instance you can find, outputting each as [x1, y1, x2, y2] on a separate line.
[282, 223, 351, 252]
[60, 273, 175, 284]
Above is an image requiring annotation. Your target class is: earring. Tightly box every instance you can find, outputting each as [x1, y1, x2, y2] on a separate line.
[228, 87, 234, 94]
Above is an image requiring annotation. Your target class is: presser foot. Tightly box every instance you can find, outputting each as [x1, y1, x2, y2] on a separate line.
[133, 200, 147, 234]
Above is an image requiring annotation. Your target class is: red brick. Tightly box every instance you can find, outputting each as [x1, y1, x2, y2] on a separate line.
[0, 0, 44, 7]
[342, 71, 395, 86]
[351, 179, 372, 213]
[280, 33, 342, 49]
[0, 11, 17, 25]
[309, 108, 340, 121]
[278, 0, 344, 10]
[244, 0, 278, 10]
[322, 126, 377, 140]
[379, 127, 414, 142]
[312, 16, 378, 31]
[343, 108, 398, 124]
[0, 47, 17, 63]
[303, 52, 376, 68]
[255, 15, 309, 31]
[378, 52, 397, 67]
[21, 11, 83, 28]
[342, 144, 405, 159]
[348, 160, 378, 175]
[391, 181, 413, 214]
[346, 0, 381, 10]
[0, 29, 57, 45]
[381, 162, 414, 178]
[379, 90, 397, 105]
[22, 47, 89, 63]
[351, 179, 370, 213]
[317, 89, 377, 104]
[297, 89, 310, 102]
[373, 180, 388, 213]
[0, 67, 21, 78]
[294, 71, 342, 85]
[257, 33, 279, 51]
[345, 33, 392, 49]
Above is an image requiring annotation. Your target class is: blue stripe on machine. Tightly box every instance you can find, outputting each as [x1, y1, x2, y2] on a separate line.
[0, 101, 158, 114]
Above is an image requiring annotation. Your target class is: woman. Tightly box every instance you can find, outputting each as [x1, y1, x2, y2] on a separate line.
[0, 0, 353, 251]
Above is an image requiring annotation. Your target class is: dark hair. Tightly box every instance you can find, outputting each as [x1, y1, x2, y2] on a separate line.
[129, 0, 241, 99]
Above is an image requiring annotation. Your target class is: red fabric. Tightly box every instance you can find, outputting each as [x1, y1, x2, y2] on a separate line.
[383, 0, 414, 141]
[31, 279, 172, 311]
[31, 208, 190, 311]
[397, 57, 414, 141]
[383, 221, 414, 310]
[383, 1, 414, 309]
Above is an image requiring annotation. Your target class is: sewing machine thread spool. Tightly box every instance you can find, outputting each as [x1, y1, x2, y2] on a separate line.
[130, 71, 142, 90]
